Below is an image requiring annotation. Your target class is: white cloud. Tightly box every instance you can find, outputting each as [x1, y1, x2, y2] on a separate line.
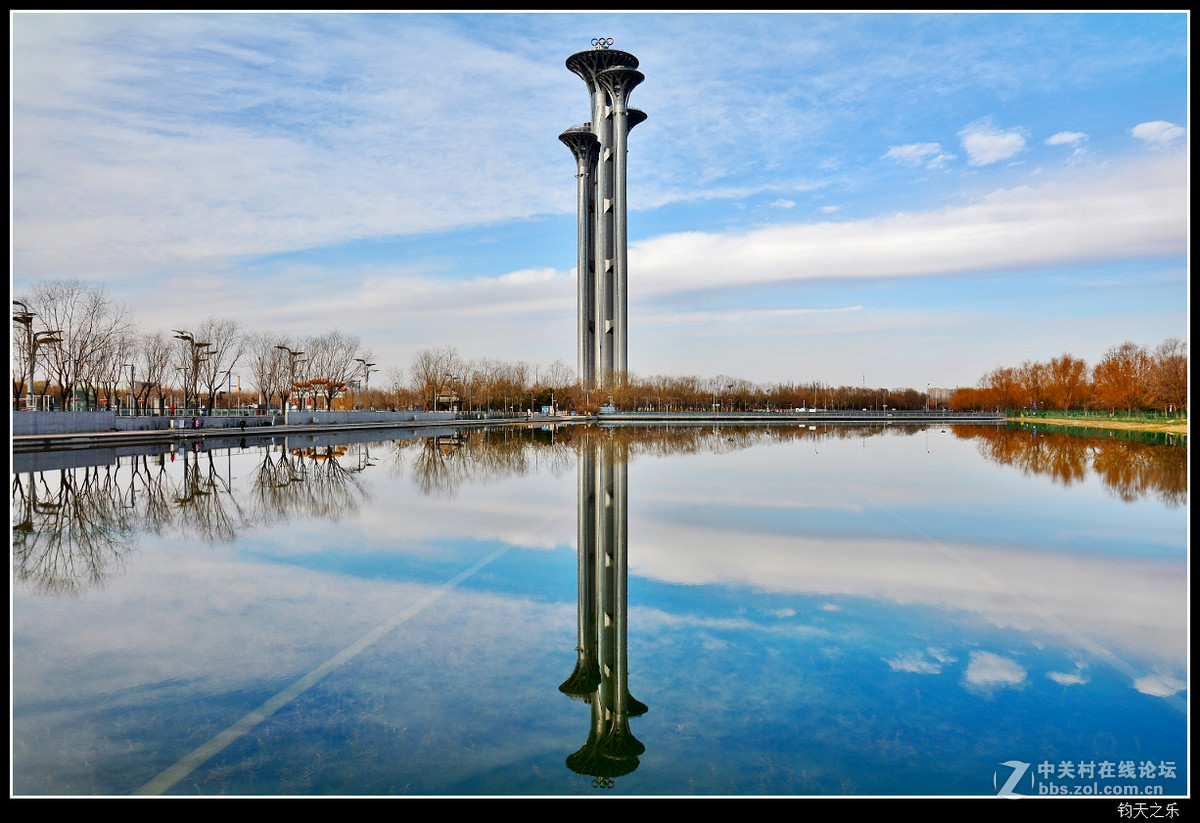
[1045, 131, 1087, 147]
[630, 152, 1185, 297]
[1131, 120, 1185, 149]
[883, 143, 956, 170]
[924, 151, 955, 169]
[959, 119, 1027, 166]
[884, 142, 944, 167]
[11, 14, 576, 282]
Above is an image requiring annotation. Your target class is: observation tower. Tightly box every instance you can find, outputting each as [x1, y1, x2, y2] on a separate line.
[561, 38, 646, 390]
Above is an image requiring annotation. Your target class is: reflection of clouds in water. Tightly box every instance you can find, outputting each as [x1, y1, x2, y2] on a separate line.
[886, 647, 956, 674]
[1133, 674, 1186, 698]
[965, 651, 1027, 689]
[349, 469, 576, 553]
[14, 542, 571, 708]
[631, 523, 1185, 669]
[633, 607, 822, 637]
[886, 652, 942, 674]
[1048, 671, 1089, 686]
[15, 540, 582, 794]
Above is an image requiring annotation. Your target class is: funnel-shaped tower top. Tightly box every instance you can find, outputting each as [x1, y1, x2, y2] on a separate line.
[566, 37, 640, 92]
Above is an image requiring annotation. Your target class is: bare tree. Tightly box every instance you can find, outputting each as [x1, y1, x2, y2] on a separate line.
[246, 333, 299, 410]
[409, 345, 462, 411]
[194, 317, 244, 411]
[138, 331, 175, 414]
[305, 330, 361, 411]
[20, 279, 133, 410]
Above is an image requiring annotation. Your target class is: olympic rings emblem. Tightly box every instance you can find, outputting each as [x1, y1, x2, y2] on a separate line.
[591, 37, 615, 48]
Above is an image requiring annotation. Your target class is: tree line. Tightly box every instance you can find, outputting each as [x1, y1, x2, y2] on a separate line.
[12, 279, 1188, 415]
[948, 339, 1187, 414]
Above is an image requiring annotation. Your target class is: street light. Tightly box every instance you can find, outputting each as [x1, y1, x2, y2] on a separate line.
[355, 358, 377, 410]
[276, 346, 305, 411]
[122, 363, 134, 417]
[219, 367, 234, 412]
[173, 330, 212, 412]
[12, 302, 34, 410]
[13, 302, 62, 411]
[443, 372, 462, 415]
[30, 329, 63, 411]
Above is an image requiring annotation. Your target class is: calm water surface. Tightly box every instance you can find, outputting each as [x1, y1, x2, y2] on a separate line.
[11, 423, 1188, 796]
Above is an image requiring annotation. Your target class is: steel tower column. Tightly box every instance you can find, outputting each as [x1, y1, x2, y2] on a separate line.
[559, 127, 600, 389]
[564, 41, 646, 391]
[596, 67, 644, 378]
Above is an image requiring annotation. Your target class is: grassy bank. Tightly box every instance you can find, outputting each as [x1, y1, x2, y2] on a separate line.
[1013, 415, 1187, 436]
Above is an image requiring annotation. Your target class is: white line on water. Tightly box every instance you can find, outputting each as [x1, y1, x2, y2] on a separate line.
[133, 544, 512, 796]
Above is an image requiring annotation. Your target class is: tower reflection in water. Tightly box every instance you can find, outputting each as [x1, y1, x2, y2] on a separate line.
[560, 429, 647, 787]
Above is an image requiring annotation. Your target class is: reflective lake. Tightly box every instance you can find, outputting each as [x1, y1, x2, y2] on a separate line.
[11, 422, 1188, 797]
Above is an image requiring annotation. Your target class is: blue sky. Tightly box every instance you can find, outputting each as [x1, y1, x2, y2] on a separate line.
[10, 12, 1189, 391]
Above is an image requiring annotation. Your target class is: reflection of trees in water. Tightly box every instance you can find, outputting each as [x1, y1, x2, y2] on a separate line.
[250, 445, 368, 524]
[403, 424, 937, 496]
[170, 448, 245, 544]
[12, 441, 372, 596]
[15, 422, 1182, 597]
[129, 454, 179, 536]
[409, 428, 577, 498]
[12, 466, 136, 596]
[956, 425, 1186, 506]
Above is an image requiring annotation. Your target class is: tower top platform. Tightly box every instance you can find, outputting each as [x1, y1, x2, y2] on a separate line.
[566, 48, 640, 81]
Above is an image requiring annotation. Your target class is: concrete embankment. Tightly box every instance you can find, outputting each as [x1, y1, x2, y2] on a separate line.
[11, 408, 1004, 453]
[10, 412, 559, 453]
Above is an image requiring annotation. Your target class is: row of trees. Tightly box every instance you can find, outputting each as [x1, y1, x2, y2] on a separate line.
[12, 280, 1188, 416]
[381, 345, 933, 414]
[12, 280, 376, 413]
[948, 339, 1187, 414]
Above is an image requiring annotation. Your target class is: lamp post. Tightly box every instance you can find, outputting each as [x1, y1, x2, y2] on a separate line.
[443, 372, 462, 415]
[173, 330, 212, 413]
[31, 329, 63, 411]
[13, 301, 64, 412]
[12, 301, 34, 410]
[355, 358, 376, 410]
[275, 346, 305, 411]
[122, 363, 134, 417]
